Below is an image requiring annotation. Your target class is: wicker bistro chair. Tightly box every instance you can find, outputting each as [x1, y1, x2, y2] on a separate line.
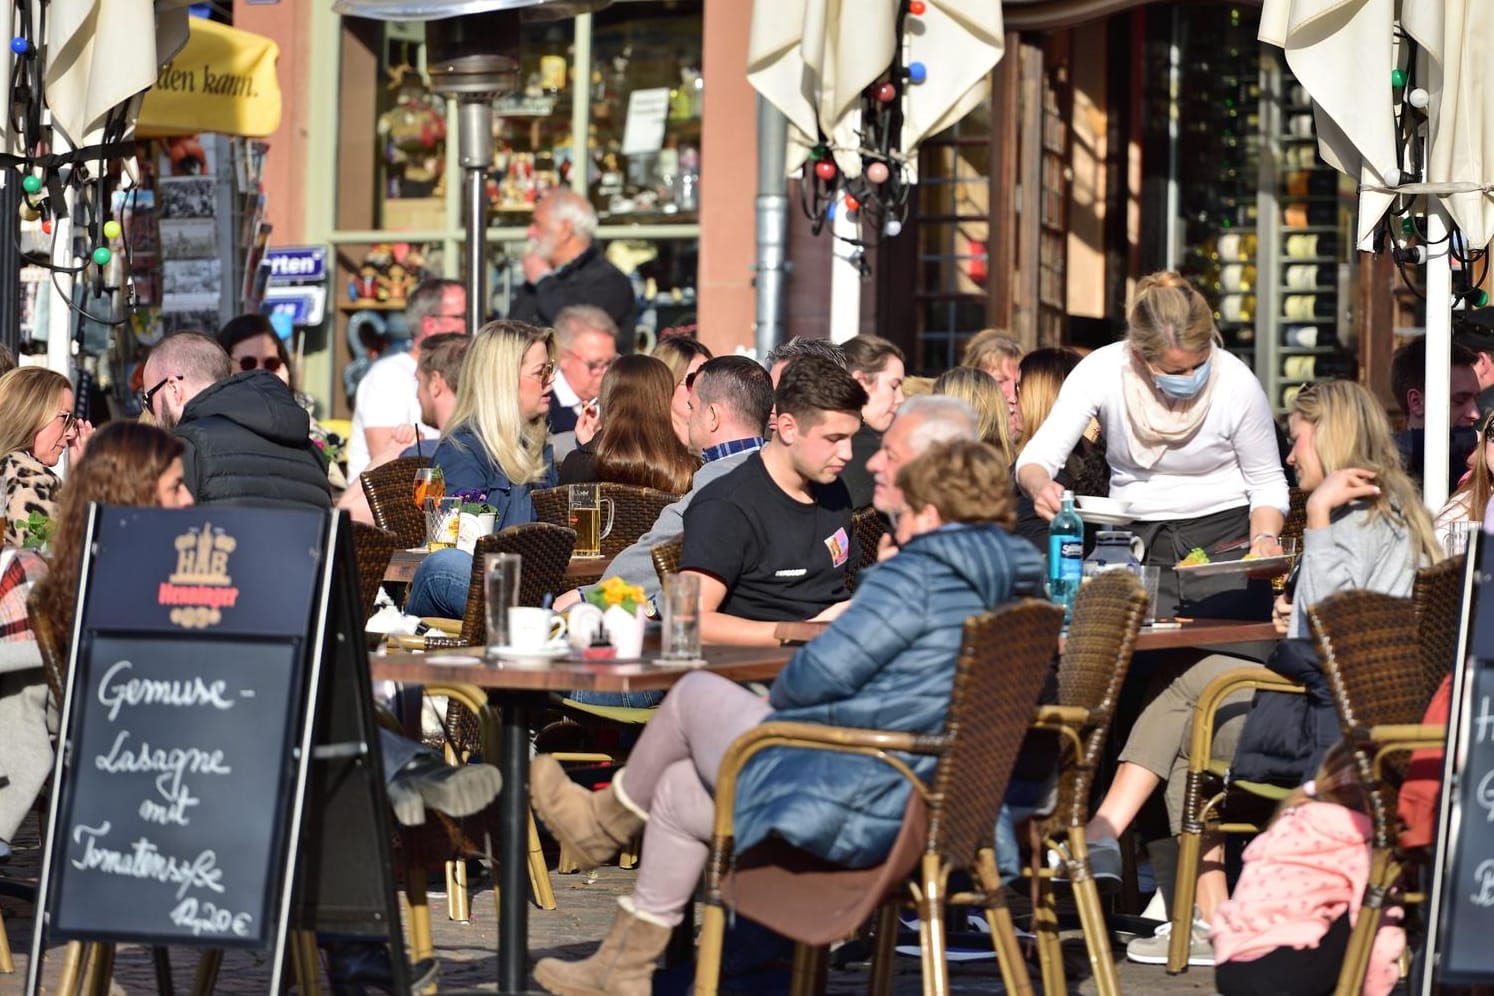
[530, 485, 569, 527]
[694, 601, 1066, 996]
[650, 536, 684, 589]
[1305, 591, 1448, 996]
[351, 522, 401, 621]
[361, 456, 432, 549]
[1167, 663, 1305, 972]
[422, 523, 578, 649]
[851, 506, 888, 575]
[1412, 554, 1466, 700]
[1027, 569, 1150, 996]
[601, 484, 682, 558]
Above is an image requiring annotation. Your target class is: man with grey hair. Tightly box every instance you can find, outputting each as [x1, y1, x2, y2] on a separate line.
[549, 304, 620, 437]
[142, 332, 331, 509]
[511, 188, 636, 350]
[864, 394, 980, 559]
[347, 277, 467, 479]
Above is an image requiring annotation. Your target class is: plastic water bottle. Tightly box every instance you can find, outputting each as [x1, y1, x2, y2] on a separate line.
[1048, 490, 1085, 624]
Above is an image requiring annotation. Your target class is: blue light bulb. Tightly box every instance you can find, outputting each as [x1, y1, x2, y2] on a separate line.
[907, 62, 927, 85]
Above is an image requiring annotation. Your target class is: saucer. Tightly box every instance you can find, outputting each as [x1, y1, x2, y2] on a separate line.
[488, 643, 569, 666]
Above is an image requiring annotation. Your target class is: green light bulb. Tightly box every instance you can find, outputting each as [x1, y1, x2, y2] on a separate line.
[1391, 68, 1407, 88]
[92, 246, 112, 266]
[21, 174, 41, 194]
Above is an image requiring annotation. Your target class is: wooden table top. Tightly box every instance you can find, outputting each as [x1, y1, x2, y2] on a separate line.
[383, 547, 614, 585]
[370, 641, 796, 691]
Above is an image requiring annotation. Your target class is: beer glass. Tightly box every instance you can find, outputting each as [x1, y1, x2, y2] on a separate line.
[568, 483, 615, 559]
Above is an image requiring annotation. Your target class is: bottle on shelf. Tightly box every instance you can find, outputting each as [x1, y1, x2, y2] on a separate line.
[1285, 232, 1338, 258]
[1283, 170, 1339, 197]
[1048, 490, 1085, 625]
[539, 28, 568, 96]
[1282, 203, 1339, 228]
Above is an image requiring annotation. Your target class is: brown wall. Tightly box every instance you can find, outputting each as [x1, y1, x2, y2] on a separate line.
[697, 0, 759, 355]
[234, 0, 312, 244]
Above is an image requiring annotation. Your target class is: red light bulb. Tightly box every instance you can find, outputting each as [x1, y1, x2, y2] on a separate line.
[814, 160, 837, 181]
[844, 194, 861, 213]
[874, 82, 896, 103]
[866, 161, 891, 184]
[909, 0, 926, 14]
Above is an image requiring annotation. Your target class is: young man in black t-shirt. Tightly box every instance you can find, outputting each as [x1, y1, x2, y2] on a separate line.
[680, 354, 866, 645]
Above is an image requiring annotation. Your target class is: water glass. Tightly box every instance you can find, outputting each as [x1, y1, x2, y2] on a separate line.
[1132, 565, 1162, 625]
[484, 553, 522, 655]
[661, 572, 701, 660]
[1446, 520, 1479, 558]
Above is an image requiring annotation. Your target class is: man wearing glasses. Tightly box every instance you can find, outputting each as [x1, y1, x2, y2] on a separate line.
[548, 305, 619, 449]
[509, 188, 637, 351]
[346, 278, 467, 480]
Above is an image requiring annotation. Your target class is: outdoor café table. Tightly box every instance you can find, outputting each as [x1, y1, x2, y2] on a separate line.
[369, 640, 796, 995]
[382, 547, 615, 585]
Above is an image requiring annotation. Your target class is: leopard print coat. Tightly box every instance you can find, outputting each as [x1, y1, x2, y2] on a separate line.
[2, 450, 60, 549]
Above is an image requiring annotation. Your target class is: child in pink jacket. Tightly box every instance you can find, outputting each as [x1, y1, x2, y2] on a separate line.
[1211, 768, 1405, 996]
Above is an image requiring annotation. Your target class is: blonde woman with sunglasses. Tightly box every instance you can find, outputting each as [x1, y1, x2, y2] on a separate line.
[0, 367, 92, 548]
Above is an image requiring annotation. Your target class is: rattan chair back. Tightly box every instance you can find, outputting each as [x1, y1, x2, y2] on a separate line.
[1413, 555, 1466, 697]
[925, 601, 1065, 864]
[600, 483, 682, 557]
[1047, 569, 1148, 830]
[651, 536, 684, 588]
[1308, 591, 1428, 737]
[361, 456, 431, 548]
[451, 523, 577, 646]
[26, 588, 68, 708]
[351, 522, 400, 620]
[851, 507, 887, 574]
[530, 485, 569, 527]
[1282, 487, 1308, 547]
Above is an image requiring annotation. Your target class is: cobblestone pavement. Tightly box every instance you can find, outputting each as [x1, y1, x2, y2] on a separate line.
[2, 827, 1216, 994]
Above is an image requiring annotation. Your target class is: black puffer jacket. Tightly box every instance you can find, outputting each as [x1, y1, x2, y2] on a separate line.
[176, 371, 331, 509]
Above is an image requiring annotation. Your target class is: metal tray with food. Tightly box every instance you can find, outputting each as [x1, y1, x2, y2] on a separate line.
[1173, 553, 1295, 578]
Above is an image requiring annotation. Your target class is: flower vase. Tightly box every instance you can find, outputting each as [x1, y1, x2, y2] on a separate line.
[457, 512, 497, 554]
[602, 605, 647, 659]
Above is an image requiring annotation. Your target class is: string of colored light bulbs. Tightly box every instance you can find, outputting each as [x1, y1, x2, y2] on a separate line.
[800, 0, 929, 256]
[6, 6, 136, 325]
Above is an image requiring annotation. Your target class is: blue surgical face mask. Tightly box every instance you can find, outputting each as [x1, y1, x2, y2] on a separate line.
[1153, 358, 1212, 399]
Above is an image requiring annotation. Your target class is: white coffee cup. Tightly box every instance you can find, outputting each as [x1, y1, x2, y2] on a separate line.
[508, 606, 567, 651]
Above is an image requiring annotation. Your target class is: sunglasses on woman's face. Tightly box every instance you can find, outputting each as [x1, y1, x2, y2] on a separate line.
[238, 356, 284, 373]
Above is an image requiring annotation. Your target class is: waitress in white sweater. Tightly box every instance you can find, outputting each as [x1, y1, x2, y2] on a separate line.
[1015, 270, 1289, 620]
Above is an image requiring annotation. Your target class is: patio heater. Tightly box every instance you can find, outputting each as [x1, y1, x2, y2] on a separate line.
[331, 0, 609, 333]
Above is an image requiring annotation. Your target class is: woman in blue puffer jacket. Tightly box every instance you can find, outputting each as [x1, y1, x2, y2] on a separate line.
[527, 439, 1047, 996]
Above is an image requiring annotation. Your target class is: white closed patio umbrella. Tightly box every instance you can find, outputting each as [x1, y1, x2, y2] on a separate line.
[746, 0, 1003, 340]
[1260, 0, 1494, 511]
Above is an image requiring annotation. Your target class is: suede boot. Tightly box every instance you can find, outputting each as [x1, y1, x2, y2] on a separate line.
[533, 897, 671, 996]
[530, 755, 645, 867]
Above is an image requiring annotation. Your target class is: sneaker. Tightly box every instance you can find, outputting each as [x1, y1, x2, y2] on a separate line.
[892, 909, 1032, 962]
[1125, 920, 1214, 967]
[1047, 837, 1123, 890]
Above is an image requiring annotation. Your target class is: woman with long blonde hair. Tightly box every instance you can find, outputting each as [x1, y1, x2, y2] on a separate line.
[407, 320, 558, 618]
[0, 367, 93, 548]
[1076, 380, 1440, 965]
[1010, 347, 1109, 552]
[932, 366, 1014, 466]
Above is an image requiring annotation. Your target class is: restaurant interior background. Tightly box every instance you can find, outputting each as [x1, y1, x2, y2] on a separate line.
[218, 0, 1468, 420]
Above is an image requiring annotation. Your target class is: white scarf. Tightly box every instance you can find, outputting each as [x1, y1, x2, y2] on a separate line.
[1119, 345, 1219, 470]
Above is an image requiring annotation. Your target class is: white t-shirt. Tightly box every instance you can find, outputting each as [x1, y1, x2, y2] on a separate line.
[347, 351, 438, 480]
[1015, 341, 1289, 520]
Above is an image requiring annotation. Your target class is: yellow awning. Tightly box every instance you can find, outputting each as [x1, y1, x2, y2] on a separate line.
[137, 18, 282, 138]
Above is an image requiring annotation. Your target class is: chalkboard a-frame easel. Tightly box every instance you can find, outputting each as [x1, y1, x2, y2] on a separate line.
[26, 506, 409, 994]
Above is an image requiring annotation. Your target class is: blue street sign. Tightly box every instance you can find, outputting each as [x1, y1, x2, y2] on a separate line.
[264, 286, 327, 327]
[265, 246, 327, 283]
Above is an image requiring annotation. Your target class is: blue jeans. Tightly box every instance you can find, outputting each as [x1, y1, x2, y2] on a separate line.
[405, 548, 472, 619]
[567, 689, 665, 709]
[995, 776, 1057, 885]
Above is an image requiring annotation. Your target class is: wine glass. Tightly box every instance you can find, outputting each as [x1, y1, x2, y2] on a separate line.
[413, 467, 443, 511]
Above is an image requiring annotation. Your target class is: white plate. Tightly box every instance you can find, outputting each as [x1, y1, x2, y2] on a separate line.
[424, 654, 484, 666]
[1077, 509, 1136, 526]
[489, 643, 569, 666]
[1174, 554, 1294, 577]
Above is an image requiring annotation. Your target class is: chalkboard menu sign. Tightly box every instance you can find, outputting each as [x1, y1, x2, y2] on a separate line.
[52, 635, 300, 945]
[41, 506, 324, 948]
[30, 506, 411, 995]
